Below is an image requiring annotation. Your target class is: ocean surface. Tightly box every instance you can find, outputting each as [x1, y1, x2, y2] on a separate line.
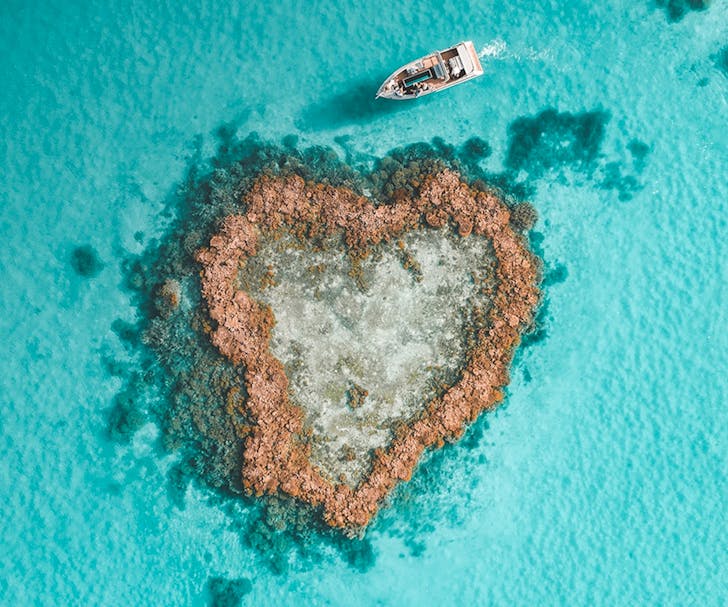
[1, 0, 726, 605]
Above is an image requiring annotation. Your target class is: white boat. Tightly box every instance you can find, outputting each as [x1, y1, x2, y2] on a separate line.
[376, 41, 484, 100]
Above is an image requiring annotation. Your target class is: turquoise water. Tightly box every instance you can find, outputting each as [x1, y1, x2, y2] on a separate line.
[1, 0, 726, 604]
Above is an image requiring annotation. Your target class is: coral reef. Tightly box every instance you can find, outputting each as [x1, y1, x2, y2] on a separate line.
[154, 279, 181, 318]
[195, 169, 540, 529]
[509, 202, 539, 232]
[117, 135, 547, 558]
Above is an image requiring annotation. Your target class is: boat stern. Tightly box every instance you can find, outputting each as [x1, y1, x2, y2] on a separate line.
[459, 41, 484, 77]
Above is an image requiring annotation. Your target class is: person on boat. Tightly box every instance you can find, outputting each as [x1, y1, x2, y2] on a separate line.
[413, 81, 429, 97]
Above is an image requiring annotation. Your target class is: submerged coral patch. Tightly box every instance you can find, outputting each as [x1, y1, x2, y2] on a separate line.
[504, 108, 650, 201]
[207, 576, 252, 607]
[713, 45, 728, 77]
[70, 244, 104, 278]
[627, 139, 651, 173]
[654, 0, 710, 22]
[505, 108, 610, 177]
[106, 372, 146, 442]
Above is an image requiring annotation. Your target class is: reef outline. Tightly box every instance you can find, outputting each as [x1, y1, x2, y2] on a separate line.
[195, 168, 540, 530]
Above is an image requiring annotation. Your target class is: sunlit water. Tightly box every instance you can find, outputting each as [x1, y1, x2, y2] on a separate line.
[1, 0, 726, 605]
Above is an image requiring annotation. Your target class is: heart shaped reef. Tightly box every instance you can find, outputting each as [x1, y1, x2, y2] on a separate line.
[195, 168, 540, 529]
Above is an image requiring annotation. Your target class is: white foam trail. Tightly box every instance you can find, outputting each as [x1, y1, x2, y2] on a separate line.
[478, 39, 507, 59]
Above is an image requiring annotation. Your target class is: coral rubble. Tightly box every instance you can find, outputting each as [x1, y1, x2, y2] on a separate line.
[195, 168, 540, 530]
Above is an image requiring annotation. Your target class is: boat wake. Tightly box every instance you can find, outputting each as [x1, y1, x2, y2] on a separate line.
[478, 39, 507, 60]
[478, 39, 552, 63]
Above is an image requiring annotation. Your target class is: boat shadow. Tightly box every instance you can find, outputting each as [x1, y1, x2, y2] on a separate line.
[296, 77, 434, 131]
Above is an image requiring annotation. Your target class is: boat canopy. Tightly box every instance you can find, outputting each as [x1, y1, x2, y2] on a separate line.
[456, 44, 475, 74]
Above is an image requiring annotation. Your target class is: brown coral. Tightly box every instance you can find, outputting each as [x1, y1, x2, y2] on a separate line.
[346, 383, 369, 409]
[510, 201, 539, 232]
[154, 279, 181, 318]
[195, 168, 540, 529]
